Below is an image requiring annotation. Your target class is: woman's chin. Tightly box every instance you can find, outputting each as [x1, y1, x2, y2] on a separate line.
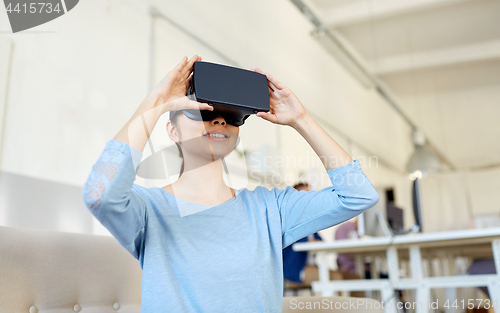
[209, 147, 235, 159]
[205, 148, 235, 160]
[203, 138, 237, 155]
[182, 137, 236, 157]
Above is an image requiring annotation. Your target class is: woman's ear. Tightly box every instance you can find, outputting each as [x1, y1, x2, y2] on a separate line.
[166, 120, 180, 143]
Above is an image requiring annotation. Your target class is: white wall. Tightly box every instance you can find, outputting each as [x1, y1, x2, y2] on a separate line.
[0, 0, 150, 186]
[416, 166, 500, 233]
[420, 171, 474, 232]
[467, 168, 500, 216]
[0, 36, 12, 163]
[0, 0, 151, 233]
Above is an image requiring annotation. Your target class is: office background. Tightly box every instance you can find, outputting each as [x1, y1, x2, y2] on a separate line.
[0, 0, 499, 241]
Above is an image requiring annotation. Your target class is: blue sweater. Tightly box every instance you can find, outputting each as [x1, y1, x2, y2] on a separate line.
[82, 140, 379, 312]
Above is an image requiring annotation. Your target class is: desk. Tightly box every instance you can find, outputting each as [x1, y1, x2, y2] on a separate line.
[293, 227, 500, 313]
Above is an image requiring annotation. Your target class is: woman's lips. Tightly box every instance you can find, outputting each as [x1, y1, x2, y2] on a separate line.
[203, 131, 229, 142]
[204, 135, 227, 142]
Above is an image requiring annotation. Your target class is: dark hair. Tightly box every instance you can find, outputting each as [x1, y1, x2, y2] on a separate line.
[293, 182, 309, 190]
[169, 111, 185, 178]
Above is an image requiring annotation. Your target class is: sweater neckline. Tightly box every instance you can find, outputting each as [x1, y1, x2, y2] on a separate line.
[157, 187, 242, 209]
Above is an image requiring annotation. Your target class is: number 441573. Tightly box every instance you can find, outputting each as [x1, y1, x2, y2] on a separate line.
[444, 299, 498, 310]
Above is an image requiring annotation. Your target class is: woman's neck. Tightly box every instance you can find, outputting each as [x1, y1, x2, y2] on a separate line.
[166, 158, 235, 205]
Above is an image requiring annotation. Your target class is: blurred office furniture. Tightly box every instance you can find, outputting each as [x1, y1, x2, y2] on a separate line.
[284, 265, 365, 297]
[282, 296, 384, 313]
[284, 264, 340, 295]
[0, 226, 142, 313]
[467, 257, 496, 298]
[293, 227, 500, 313]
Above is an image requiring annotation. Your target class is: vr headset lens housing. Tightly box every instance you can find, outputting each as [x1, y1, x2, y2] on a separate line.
[179, 109, 248, 127]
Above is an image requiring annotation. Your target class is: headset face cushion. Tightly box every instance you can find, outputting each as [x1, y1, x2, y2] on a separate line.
[181, 109, 248, 127]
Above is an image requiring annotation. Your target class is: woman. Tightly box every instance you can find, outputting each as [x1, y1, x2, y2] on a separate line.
[82, 55, 379, 312]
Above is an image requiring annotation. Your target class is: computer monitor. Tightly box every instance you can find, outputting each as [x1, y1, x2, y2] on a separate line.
[385, 188, 404, 234]
[386, 204, 404, 234]
[358, 187, 407, 237]
[412, 178, 423, 232]
[358, 187, 391, 237]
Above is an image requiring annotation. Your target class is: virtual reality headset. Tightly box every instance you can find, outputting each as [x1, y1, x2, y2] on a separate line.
[169, 61, 270, 126]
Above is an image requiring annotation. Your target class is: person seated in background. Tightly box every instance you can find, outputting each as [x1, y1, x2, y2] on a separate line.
[282, 183, 323, 284]
[335, 218, 359, 274]
[334, 218, 384, 279]
[334, 218, 366, 297]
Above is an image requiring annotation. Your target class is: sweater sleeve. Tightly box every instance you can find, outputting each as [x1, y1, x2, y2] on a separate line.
[81, 140, 147, 260]
[275, 160, 379, 248]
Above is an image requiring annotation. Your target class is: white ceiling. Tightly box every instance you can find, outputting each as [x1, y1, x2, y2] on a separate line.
[303, 0, 500, 169]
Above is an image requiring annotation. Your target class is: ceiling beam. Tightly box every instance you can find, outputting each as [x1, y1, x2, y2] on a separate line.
[369, 40, 500, 75]
[290, 0, 457, 171]
[323, 0, 470, 27]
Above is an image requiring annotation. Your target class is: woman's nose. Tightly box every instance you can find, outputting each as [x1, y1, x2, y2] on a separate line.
[211, 115, 227, 126]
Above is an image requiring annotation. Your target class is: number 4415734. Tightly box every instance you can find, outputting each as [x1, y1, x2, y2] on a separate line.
[5, 3, 62, 14]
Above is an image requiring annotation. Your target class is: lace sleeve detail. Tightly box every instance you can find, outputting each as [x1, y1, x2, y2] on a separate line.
[81, 140, 147, 260]
[82, 141, 131, 213]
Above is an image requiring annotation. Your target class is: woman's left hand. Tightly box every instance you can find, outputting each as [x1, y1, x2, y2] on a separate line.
[252, 68, 308, 128]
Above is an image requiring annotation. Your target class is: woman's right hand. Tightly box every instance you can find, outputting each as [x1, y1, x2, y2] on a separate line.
[149, 55, 214, 115]
[113, 55, 212, 151]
